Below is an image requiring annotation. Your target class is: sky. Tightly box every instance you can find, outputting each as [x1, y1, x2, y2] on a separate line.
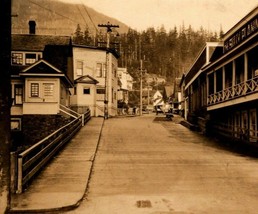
[61, 0, 258, 33]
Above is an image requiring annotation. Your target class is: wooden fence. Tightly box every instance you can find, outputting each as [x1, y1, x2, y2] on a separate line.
[11, 107, 91, 193]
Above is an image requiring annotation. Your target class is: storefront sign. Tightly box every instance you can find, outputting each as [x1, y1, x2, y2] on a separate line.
[224, 15, 258, 52]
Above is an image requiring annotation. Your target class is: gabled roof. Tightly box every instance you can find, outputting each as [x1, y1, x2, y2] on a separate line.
[75, 75, 99, 84]
[19, 59, 73, 87]
[185, 42, 223, 89]
[163, 85, 174, 97]
[12, 34, 71, 51]
[21, 59, 62, 74]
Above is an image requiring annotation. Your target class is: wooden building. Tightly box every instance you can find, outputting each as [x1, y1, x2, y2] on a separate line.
[182, 6, 258, 144]
[204, 6, 258, 143]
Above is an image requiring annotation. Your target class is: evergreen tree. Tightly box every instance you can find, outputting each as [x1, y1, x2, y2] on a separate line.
[83, 26, 94, 45]
[73, 24, 84, 45]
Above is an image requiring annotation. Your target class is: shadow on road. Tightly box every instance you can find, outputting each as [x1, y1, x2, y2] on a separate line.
[209, 135, 258, 159]
[157, 115, 258, 159]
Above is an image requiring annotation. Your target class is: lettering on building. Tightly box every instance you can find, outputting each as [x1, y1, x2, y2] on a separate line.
[224, 15, 258, 52]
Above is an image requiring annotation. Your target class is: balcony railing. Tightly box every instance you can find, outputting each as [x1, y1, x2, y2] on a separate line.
[208, 76, 258, 106]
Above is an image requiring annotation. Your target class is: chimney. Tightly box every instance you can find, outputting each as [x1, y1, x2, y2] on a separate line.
[28, 20, 36, 34]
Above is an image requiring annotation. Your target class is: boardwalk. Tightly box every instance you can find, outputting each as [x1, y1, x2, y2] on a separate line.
[10, 117, 103, 213]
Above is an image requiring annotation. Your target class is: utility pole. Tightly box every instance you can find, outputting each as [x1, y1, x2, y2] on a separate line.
[140, 60, 143, 116]
[0, 0, 11, 213]
[139, 60, 147, 116]
[98, 22, 119, 119]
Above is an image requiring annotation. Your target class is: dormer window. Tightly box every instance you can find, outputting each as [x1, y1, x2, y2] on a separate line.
[25, 53, 37, 65]
[11, 52, 42, 65]
[12, 53, 23, 65]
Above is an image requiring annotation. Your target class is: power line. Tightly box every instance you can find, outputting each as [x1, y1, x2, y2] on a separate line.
[77, 5, 89, 29]
[27, 0, 88, 28]
[81, 2, 99, 33]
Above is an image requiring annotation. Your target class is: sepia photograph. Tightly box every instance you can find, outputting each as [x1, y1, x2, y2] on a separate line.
[1, 0, 258, 213]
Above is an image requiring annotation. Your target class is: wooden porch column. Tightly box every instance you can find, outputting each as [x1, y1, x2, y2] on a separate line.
[214, 71, 217, 93]
[222, 66, 226, 90]
[222, 66, 226, 100]
[244, 53, 248, 94]
[232, 60, 236, 87]
[232, 60, 236, 97]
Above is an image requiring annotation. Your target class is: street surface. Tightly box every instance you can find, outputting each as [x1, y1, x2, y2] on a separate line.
[64, 114, 258, 214]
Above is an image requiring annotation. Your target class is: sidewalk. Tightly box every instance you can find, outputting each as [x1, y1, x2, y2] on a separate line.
[9, 117, 104, 213]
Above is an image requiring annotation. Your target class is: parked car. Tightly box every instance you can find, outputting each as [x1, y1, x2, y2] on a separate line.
[162, 103, 172, 114]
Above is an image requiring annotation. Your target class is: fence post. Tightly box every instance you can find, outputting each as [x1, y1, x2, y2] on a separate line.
[10, 152, 17, 193]
[81, 114, 85, 126]
[17, 156, 23, 193]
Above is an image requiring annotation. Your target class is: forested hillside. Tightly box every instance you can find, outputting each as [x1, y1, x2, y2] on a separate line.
[74, 24, 224, 84]
[11, 0, 129, 35]
[12, 0, 223, 85]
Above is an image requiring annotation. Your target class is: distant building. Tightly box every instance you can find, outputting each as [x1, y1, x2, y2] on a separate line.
[153, 90, 164, 107]
[117, 67, 133, 104]
[70, 45, 119, 117]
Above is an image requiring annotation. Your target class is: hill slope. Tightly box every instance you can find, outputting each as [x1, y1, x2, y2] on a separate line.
[12, 0, 129, 36]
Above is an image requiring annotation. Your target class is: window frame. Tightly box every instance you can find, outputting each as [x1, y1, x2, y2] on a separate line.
[11, 118, 22, 131]
[83, 87, 91, 95]
[30, 83, 40, 97]
[25, 53, 37, 65]
[11, 52, 23, 65]
[76, 60, 83, 76]
[14, 84, 23, 105]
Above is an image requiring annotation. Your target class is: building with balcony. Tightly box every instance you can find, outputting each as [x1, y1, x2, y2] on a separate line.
[182, 42, 223, 132]
[204, 6, 258, 143]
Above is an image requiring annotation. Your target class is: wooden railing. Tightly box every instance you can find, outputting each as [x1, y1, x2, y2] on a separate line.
[208, 76, 258, 106]
[60, 104, 81, 118]
[13, 107, 91, 193]
[83, 107, 91, 125]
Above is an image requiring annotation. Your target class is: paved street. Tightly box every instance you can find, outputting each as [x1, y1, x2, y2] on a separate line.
[64, 114, 258, 214]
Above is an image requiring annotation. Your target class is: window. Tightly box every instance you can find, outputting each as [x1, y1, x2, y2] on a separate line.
[12, 53, 23, 65]
[112, 88, 114, 103]
[14, 84, 23, 104]
[103, 63, 106, 77]
[215, 68, 223, 92]
[76, 61, 83, 76]
[25, 53, 37, 65]
[11, 118, 22, 131]
[235, 55, 244, 84]
[225, 62, 233, 88]
[112, 64, 117, 78]
[97, 88, 105, 94]
[83, 87, 90, 94]
[96, 63, 103, 77]
[96, 88, 105, 101]
[208, 74, 214, 95]
[43, 83, 54, 97]
[96, 63, 106, 77]
[249, 109, 257, 142]
[31, 83, 39, 97]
